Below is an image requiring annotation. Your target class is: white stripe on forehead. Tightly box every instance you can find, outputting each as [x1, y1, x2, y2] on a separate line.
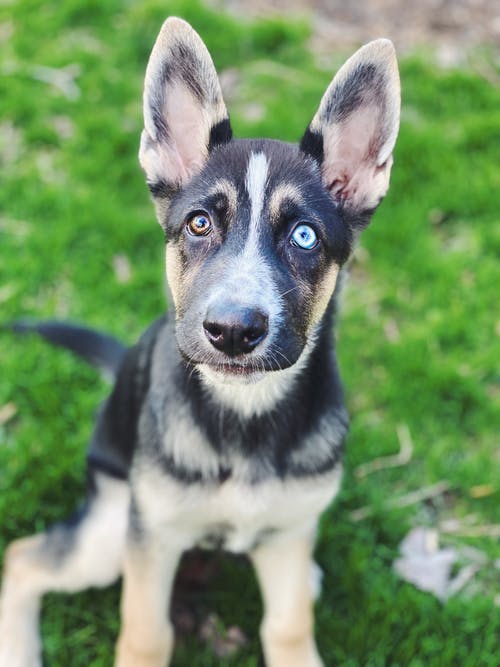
[245, 151, 268, 253]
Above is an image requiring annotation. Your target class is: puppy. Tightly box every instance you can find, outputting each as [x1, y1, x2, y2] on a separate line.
[0, 17, 400, 667]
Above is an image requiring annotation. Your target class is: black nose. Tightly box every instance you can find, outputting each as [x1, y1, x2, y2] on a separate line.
[203, 304, 269, 356]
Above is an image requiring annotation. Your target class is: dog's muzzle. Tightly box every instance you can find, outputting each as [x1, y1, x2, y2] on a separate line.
[203, 302, 269, 357]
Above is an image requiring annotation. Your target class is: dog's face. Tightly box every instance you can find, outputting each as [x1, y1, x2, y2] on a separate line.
[139, 18, 400, 383]
[161, 139, 351, 380]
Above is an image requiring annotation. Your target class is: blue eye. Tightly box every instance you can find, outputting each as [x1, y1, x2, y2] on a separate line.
[187, 212, 212, 236]
[291, 224, 318, 250]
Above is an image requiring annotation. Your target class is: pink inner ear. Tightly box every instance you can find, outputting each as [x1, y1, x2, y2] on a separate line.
[163, 82, 210, 182]
[322, 105, 393, 211]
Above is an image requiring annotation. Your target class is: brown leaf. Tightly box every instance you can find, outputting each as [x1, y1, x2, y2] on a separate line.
[0, 402, 17, 425]
[112, 254, 132, 284]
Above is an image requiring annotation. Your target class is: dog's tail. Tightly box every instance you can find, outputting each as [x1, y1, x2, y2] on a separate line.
[6, 320, 127, 380]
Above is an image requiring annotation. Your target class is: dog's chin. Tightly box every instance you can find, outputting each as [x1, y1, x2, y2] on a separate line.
[196, 362, 267, 386]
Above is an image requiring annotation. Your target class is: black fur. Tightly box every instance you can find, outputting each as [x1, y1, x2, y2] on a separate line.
[299, 126, 324, 166]
[208, 117, 233, 151]
[87, 317, 165, 479]
[325, 62, 380, 121]
[147, 178, 178, 200]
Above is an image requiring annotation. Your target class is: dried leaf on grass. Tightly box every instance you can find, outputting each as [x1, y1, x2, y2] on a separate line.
[440, 520, 500, 539]
[31, 64, 81, 100]
[0, 284, 16, 304]
[393, 527, 481, 601]
[469, 483, 495, 498]
[350, 481, 450, 521]
[0, 402, 17, 425]
[112, 254, 132, 284]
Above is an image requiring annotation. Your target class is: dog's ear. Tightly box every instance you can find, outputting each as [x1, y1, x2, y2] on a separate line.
[300, 39, 400, 226]
[139, 17, 231, 217]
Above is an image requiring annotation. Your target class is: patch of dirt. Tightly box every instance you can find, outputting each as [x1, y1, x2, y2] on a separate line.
[213, 0, 500, 66]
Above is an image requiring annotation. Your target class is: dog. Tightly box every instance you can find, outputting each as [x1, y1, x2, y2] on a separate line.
[0, 17, 400, 667]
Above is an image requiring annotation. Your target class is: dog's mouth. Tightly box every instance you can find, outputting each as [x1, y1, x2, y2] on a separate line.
[179, 348, 290, 385]
[192, 359, 271, 384]
[213, 363, 257, 376]
[190, 359, 282, 382]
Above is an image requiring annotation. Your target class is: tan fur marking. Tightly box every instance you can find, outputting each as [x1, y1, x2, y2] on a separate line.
[208, 178, 238, 219]
[310, 263, 339, 327]
[152, 197, 169, 226]
[268, 183, 304, 222]
[166, 244, 182, 308]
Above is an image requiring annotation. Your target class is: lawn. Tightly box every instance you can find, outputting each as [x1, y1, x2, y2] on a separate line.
[0, 0, 499, 665]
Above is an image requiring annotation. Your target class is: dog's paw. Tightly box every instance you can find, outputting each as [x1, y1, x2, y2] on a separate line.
[263, 637, 324, 667]
[114, 651, 168, 667]
[269, 654, 324, 667]
[114, 636, 172, 667]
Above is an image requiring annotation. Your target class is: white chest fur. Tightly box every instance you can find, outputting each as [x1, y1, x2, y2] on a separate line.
[133, 463, 342, 553]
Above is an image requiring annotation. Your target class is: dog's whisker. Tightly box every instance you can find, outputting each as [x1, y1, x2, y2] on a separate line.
[278, 285, 300, 299]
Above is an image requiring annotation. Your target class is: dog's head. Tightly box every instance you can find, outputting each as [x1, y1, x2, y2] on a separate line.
[139, 18, 400, 385]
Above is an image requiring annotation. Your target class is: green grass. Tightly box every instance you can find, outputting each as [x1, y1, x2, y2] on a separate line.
[1, 0, 499, 665]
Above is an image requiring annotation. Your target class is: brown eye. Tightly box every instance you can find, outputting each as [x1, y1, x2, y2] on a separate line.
[186, 212, 212, 236]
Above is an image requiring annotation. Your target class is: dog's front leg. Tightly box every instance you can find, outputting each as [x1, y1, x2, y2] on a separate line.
[251, 532, 324, 667]
[115, 537, 182, 667]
